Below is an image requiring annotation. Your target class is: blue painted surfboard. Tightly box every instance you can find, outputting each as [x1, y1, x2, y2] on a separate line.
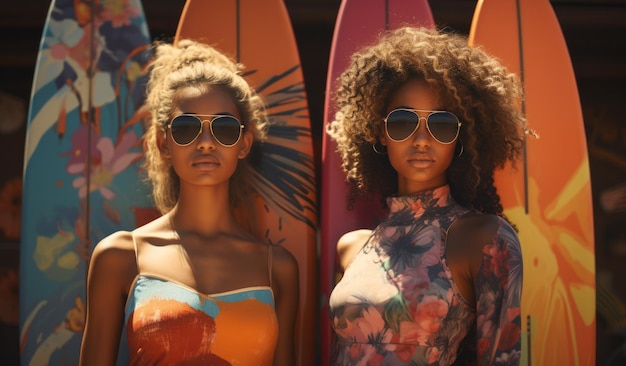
[19, 1, 156, 364]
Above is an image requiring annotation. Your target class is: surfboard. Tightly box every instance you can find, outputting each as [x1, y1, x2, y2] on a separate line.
[18, 1, 155, 364]
[319, 0, 434, 364]
[173, 1, 317, 365]
[468, 0, 596, 365]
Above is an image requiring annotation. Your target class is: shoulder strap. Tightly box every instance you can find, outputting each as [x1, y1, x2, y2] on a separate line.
[130, 231, 140, 274]
[267, 245, 273, 288]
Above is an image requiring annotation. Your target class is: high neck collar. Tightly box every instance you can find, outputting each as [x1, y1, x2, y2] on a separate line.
[386, 185, 453, 218]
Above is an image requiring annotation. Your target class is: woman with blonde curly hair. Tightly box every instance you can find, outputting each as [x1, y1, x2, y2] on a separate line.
[80, 39, 299, 366]
[327, 27, 525, 365]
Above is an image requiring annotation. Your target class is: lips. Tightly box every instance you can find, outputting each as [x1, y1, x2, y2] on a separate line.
[192, 155, 219, 168]
[408, 153, 434, 163]
[408, 154, 435, 168]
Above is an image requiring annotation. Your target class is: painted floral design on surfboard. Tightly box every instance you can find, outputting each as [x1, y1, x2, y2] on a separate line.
[240, 65, 317, 234]
[501, 173, 595, 365]
[20, 1, 154, 365]
[468, 0, 596, 362]
[21, 1, 316, 365]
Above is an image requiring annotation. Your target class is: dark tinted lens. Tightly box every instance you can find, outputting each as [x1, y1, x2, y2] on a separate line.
[386, 109, 419, 141]
[427, 112, 459, 143]
[211, 116, 242, 146]
[171, 115, 202, 145]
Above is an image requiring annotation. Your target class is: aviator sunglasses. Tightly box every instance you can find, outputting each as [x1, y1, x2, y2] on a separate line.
[167, 114, 244, 147]
[384, 108, 461, 144]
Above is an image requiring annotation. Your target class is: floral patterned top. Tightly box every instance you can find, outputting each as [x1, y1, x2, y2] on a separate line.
[328, 185, 522, 365]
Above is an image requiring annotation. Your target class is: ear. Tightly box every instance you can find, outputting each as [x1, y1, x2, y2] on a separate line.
[238, 131, 253, 159]
[157, 130, 171, 158]
[378, 126, 388, 146]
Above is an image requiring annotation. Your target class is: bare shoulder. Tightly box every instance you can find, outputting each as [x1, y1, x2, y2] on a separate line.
[270, 244, 299, 302]
[456, 213, 518, 242]
[448, 213, 500, 242]
[92, 231, 135, 258]
[336, 229, 372, 272]
[448, 213, 520, 248]
[89, 230, 137, 282]
[337, 229, 373, 252]
[270, 244, 298, 274]
[446, 213, 520, 277]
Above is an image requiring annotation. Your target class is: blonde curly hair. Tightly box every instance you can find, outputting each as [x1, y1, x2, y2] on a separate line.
[143, 39, 268, 214]
[326, 26, 528, 215]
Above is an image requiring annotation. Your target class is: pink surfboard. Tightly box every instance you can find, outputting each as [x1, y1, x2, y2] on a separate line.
[320, 0, 434, 364]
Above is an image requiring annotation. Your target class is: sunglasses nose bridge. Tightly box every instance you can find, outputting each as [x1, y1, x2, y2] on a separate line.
[195, 119, 218, 145]
[417, 115, 427, 128]
[411, 113, 430, 139]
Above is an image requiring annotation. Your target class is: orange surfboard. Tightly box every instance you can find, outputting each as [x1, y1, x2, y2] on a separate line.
[469, 0, 596, 365]
[320, 0, 434, 364]
[173, 1, 317, 365]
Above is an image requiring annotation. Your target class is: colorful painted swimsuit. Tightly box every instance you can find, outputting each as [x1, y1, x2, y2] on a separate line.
[116, 240, 278, 365]
[328, 185, 523, 365]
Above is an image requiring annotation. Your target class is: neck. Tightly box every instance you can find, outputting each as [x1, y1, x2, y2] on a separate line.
[397, 182, 447, 196]
[170, 181, 239, 236]
[397, 175, 448, 196]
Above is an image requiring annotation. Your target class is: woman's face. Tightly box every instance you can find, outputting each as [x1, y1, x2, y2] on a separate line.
[160, 85, 253, 189]
[380, 78, 457, 195]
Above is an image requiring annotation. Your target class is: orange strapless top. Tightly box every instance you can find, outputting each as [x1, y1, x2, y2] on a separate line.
[116, 274, 278, 365]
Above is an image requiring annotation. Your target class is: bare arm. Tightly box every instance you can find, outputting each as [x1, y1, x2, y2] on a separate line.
[272, 245, 299, 366]
[446, 214, 523, 365]
[79, 231, 137, 366]
[335, 229, 372, 274]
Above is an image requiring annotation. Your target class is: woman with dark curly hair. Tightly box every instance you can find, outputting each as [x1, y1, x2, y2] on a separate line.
[326, 27, 526, 365]
[80, 39, 299, 366]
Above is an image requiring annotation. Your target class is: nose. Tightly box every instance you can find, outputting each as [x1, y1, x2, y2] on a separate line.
[196, 120, 217, 150]
[411, 116, 431, 147]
